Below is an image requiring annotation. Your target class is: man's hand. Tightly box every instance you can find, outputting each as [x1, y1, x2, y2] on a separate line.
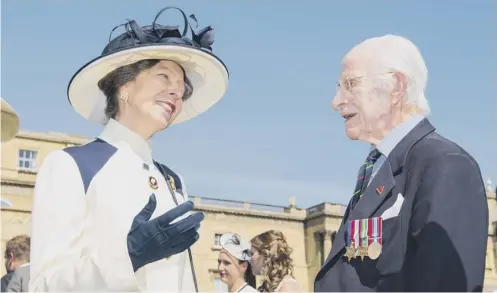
[127, 194, 204, 272]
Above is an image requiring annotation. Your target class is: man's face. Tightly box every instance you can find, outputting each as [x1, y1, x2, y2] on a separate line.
[331, 57, 395, 144]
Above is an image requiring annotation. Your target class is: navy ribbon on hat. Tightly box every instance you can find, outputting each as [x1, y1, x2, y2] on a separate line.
[102, 6, 215, 56]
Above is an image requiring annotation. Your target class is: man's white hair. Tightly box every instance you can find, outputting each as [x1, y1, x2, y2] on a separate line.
[348, 34, 431, 116]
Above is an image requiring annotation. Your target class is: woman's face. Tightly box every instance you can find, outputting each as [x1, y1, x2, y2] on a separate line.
[218, 250, 246, 286]
[250, 246, 265, 275]
[123, 60, 186, 136]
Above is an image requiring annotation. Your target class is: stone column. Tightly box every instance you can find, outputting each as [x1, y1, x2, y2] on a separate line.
[323, 229, 335, 255]
[313, 229, 337, 267]
[313, 230, 324, 267]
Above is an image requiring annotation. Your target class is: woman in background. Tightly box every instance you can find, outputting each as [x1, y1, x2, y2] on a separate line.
[218, 233, 257, 292]
[250, 230, 301, 292]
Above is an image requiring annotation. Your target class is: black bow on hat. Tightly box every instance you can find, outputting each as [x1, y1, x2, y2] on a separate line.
[102, 6, 216, 57]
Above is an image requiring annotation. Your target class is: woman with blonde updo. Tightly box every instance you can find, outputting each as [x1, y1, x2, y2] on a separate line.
[250, 230, 301, 292]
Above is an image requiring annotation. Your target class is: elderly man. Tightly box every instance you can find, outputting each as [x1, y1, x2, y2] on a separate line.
[314, 35, 488, 292]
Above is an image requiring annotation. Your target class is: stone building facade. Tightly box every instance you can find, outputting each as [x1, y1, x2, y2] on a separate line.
[1, 130, 497, 291]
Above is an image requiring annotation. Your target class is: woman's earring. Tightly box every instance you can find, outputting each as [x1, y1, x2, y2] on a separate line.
[119, 92, 128, 102]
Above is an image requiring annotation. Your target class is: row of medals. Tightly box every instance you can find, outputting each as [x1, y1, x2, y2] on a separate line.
[344, 242, 382, 262]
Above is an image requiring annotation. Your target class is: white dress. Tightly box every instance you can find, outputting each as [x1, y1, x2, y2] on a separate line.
[29, 119, 196, 292]
[235, 282, 257, 292]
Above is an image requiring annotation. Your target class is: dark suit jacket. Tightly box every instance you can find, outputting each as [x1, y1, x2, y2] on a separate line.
[314, 119, 488, 292]
[0, 272, 14, 292]
[6, 265, 30, 292]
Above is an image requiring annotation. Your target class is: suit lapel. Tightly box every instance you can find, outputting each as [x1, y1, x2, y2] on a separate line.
[348, 159, 396, 220]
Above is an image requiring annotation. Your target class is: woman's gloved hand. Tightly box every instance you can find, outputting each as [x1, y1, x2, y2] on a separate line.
[127, 193, 203, 272]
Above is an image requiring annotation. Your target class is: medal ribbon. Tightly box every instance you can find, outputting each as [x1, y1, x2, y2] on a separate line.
[372, 217, 378, 245]
[347, 220, 358, 248]
[360, 219, 368, 247]
[347, 220, 352, 247]
[378, 217, 383, 245]
[367, 217, 373, 246]
[370, 217, 383, 245]
[348, 217, 384, 249]
[353, 220, 360, 248]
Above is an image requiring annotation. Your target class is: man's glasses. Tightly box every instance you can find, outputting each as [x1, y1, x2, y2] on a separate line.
[336, 72, 394, 94]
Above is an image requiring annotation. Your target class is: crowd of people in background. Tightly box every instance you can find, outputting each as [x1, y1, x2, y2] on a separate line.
[1, 230, 299, 293]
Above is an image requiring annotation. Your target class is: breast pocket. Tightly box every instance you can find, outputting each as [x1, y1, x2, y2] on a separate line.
[376, 216, 404, 275]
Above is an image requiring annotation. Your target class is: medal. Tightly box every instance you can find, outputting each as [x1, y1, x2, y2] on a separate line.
[149, 176, 158, 190]
[344, 220, 358, 262]
[367, 216, 383, 260]
[367, 242, 382, 259]
[356, 246, 368, 261]
[344, 246, 356, 262]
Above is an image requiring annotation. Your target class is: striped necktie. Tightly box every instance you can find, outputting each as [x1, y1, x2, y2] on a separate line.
[350, 148, 382, 211]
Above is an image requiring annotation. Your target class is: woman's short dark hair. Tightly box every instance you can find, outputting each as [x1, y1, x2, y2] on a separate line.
[97, 59, 194, 120]
[241, 260, 257, 288]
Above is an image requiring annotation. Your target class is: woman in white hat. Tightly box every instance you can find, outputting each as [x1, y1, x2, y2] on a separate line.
[1, 98, 20, 143]
[218, 233, 257, 292]
[29, 6, 228, 292]
[1, 98, 20, 208]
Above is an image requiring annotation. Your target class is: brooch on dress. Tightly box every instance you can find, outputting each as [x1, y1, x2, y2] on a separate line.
[168, 175, 176, 192]
[149, 176, 158, 190]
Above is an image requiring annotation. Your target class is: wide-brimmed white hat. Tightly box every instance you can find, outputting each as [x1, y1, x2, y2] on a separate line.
[1, 98, 20, 142]
[220, 233, 252, 262]
[67, 6, 229, 125]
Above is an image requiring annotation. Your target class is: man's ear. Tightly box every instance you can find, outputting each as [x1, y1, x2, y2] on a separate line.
[391, 71, 407, 105]
[8, 252, 14, 261]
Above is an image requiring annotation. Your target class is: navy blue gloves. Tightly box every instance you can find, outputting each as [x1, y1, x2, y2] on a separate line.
[127, 194, 204, 272]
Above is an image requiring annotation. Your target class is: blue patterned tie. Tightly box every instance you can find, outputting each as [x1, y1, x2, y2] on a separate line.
[350, 149, 382, 211]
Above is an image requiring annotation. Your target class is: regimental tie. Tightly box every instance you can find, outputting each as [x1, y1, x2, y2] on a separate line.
[349, 148, 382, 211]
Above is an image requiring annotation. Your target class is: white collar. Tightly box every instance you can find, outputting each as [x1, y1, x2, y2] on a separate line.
[99, 119, 153, 164]
[374, 114, 425, 156]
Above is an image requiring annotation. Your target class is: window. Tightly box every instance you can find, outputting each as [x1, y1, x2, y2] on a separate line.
[18, 149, 37, 171]
[214, 233, 222, 247]
[213, 277, 228, 292]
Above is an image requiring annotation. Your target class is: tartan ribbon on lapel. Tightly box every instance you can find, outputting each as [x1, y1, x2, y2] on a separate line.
[350, 148, 382, 211]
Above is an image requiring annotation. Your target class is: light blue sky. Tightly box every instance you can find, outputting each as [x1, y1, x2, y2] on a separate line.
[2, 0, 496, 208]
